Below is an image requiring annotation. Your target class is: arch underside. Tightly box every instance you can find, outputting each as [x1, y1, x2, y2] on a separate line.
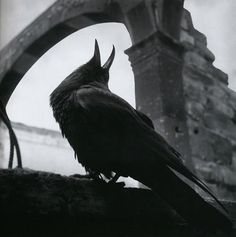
[1, 0, 199, 170]
[0, 0, 185, 106]
[0, 0, 147, 106]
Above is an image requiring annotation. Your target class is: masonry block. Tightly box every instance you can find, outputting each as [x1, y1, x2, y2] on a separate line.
[181, 9, 236, 199]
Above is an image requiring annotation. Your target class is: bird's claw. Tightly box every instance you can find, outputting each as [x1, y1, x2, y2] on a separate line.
[70, 172, 125, 187]
[108, 173, 120, 183]
[107, 173, 124, 187]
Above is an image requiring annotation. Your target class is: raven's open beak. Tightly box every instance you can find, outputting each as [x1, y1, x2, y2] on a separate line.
[103, 45, 115, 71]
[93, 39, 101, 67]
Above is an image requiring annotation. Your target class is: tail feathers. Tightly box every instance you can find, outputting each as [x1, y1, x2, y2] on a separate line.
[148, 131, 228, 214]
[167, 161, 228, 214]
[131, 166, 233, 232]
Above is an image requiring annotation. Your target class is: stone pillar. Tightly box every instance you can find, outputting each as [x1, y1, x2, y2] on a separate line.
[125, 31, 193, 169]
[162, 0, 184, 39]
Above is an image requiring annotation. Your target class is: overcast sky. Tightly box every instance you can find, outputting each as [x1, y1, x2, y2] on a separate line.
[1, 0, 236, 131]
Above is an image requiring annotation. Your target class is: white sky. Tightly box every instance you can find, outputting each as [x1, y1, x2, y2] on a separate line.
[2, 0, 236, 131]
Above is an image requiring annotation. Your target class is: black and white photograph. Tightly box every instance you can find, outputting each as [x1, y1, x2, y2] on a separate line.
[0, 0, 235, 236]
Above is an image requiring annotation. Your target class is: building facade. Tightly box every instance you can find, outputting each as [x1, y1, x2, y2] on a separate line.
[0, 122, 84, 175]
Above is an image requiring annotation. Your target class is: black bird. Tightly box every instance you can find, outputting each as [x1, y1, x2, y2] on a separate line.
[50, 40, 233, 231]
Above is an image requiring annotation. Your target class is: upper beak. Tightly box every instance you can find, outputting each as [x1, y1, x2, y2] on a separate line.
[92, 39, 101, 67]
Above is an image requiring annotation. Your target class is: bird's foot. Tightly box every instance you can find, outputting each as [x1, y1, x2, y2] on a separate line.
[108, 173, 120, 184]
[108, 173, 125, 188]
[70, 172, 125, 187]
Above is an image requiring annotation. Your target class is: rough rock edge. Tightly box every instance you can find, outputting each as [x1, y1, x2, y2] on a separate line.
[0, 168, 235, 236]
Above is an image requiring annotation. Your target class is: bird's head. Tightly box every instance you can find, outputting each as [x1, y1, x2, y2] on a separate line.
[50, 40, 115, 106]
[69, 39, 115, 88]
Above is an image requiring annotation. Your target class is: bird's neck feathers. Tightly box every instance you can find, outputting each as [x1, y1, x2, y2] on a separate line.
[49, 70, 79, 113]
[50, 40, 115, 111]
[50, 67, 109, 109]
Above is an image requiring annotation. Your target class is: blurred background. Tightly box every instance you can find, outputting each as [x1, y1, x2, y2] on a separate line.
[0, 0, 235, 183]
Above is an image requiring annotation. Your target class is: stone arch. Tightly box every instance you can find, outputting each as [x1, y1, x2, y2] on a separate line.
[0, 0, 184, 106]
[0, 0, 190, 164]
[0, 0, 148, 105]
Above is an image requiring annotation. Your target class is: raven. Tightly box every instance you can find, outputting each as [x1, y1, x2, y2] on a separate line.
[50, 40, 232, 231]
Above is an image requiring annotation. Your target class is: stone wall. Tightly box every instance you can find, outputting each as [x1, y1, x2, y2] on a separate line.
[180, 10, 236, 200]
[125, 31, 193, 168]
[0, 122, 83, 175]
[1, 169, 235, 236]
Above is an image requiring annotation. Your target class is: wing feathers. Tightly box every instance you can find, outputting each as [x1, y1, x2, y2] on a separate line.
[73, 87, 227, 213]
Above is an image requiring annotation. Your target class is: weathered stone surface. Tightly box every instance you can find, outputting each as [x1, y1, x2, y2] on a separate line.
[205, 96, 234, 119]
[126, 31, 193, 168]
[0, 168, 236, 236]
[181, 8, 236, 200]
[186, 101, 205, 121]
[194, 159, 236, 195]
[161, 0, 184, 39]
[187, 122, 232, 165]
[0, 168, 185, 236]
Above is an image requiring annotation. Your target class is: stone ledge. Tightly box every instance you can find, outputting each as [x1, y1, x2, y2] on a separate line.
[0, 168, 235, 236]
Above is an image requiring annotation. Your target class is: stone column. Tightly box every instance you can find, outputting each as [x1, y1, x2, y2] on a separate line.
[125, 31, 193, 169]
